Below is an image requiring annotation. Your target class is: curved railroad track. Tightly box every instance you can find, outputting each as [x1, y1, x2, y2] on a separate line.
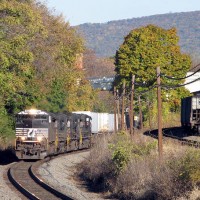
[7, 159, 73, 200]
[146, 127, 200, 148]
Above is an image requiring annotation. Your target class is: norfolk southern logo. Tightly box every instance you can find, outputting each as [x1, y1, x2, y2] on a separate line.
[27, 129, 37, 138]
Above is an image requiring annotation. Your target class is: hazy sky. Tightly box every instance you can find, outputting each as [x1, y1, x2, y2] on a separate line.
[40, 0, 200, 26]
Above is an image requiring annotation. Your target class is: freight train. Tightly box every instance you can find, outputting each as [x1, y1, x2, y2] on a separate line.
[15, 109, 92, 159]
[181, 94, 200, 134]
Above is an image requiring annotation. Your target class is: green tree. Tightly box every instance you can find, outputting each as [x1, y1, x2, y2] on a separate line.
[0, 0, 46, 114]
[0, 0, 96, 143]
[0, 99, 14, 144]
[115, 25, 191, 83]
[115, 24, 191, 110]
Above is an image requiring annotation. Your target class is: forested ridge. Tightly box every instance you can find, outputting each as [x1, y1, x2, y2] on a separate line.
[77, 11, 200, 58]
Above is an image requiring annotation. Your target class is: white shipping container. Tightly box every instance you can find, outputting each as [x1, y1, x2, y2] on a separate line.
[109, 114, 115, 131]
[72, 111, 117, 133]
[98, 113, 109, 132]
[185, 72, 200, 93]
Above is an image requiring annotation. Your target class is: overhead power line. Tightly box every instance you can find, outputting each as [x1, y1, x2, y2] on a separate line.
[162, 76, 200, 89]
[162, 64, 200, 80]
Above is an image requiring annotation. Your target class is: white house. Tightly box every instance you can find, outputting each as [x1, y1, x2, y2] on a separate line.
[185, 72, 200, 93]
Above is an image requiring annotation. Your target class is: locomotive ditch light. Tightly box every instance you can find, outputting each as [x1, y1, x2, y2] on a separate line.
[21, 136, 26, 141]
[29, 109, 38, 114]
[37, 136, 43, 142]
[25, 108, 41, 115]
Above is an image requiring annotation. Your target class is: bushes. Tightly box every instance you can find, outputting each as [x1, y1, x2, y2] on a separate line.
[0, 103, 14, 146]
[78, 133, 200, 199]
[148, 148, 200, 199]
[109, 134, 133, 173]
[112, 157, 155, 199]
[109, 133, 157, 173]
[78, 135, 115, 191]
[168, 149, 200, 186]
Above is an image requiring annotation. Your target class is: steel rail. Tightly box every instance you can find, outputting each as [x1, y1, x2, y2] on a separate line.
[147, 128, 200, 148]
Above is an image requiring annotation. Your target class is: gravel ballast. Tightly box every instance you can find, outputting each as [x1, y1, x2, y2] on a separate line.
[1, 151, 109, 200]
[0, 164, 22, 200]
[38, 151, 108, 200]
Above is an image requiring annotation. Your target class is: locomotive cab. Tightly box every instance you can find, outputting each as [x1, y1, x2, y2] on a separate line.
[15, 109, 50, 159]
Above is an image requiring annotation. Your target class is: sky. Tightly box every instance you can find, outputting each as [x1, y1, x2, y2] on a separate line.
[40, 0, 200, 26]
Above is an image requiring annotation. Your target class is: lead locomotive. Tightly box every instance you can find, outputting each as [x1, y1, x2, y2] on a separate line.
[15, 109, 92, 159]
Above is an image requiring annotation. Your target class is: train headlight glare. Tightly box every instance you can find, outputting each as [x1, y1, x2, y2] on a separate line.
[37, 136, 43, 142]
[21, 136, 26, 141]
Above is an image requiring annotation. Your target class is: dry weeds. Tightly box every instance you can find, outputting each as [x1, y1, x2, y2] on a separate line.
[78, 132, 200, 200]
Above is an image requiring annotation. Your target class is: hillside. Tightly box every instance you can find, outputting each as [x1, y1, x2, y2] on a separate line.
[76, 11, 200, 58]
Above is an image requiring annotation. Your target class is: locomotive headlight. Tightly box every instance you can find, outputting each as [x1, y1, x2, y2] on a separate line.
[21, 136, 26, 141]
[37, 136, 43, 142]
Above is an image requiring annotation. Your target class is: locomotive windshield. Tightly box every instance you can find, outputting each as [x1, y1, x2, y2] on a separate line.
[16, 114, 49, 128]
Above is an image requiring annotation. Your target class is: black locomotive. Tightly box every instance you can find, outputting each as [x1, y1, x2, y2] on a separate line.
[15, 109, 92, 159]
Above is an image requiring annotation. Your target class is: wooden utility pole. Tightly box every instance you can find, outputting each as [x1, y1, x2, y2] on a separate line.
[116, 89, 120, 130]
[114, 86, 117, 134]
[121, 80, 126, 131]
[129, 75, 135, 135]
[148, 98, 152, 131]
[138, 95, 143, 129]
[157, 67, 163, 161]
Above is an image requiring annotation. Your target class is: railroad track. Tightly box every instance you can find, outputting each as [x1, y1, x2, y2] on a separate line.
[7, 159, 73, 200]
[147, 127, 200, 148]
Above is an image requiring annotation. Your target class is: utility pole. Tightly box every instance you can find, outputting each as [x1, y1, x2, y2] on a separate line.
[129, 75, 135, 135]
[116, 89, 120, 130]
[138, 95, 143, 129]
[148, 98, 152, 131]
[121, 80, 126, 131]
[114, 86, 117, 134]
[157, 67, 163, 161]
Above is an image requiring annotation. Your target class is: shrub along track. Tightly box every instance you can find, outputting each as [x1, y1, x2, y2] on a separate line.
[146, 127, 200, 148]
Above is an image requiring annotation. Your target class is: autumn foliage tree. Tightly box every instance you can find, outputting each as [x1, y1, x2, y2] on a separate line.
[0, 0, 95, 142]
[115, 25, 191, 113]
[83, 49, 115, 78]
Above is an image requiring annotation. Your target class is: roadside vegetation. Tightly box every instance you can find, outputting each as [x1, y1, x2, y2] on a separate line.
[78, 132, 200, 199]
[0, 0, 97, 145]
[78, 23, 200, 199]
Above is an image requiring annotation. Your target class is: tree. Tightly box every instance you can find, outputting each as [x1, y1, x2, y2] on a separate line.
[83, 49, 115, 78]
[0, 0, 96, 142]
[0, 0, 94, 114]
[115, 24, 191, 110]
[0, 0, 45, 113]
[115, 25, 191, 83]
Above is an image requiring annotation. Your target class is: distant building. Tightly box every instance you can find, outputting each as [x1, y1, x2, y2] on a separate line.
[88, 76, 115, 91]
[185, 72, 200, 93]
